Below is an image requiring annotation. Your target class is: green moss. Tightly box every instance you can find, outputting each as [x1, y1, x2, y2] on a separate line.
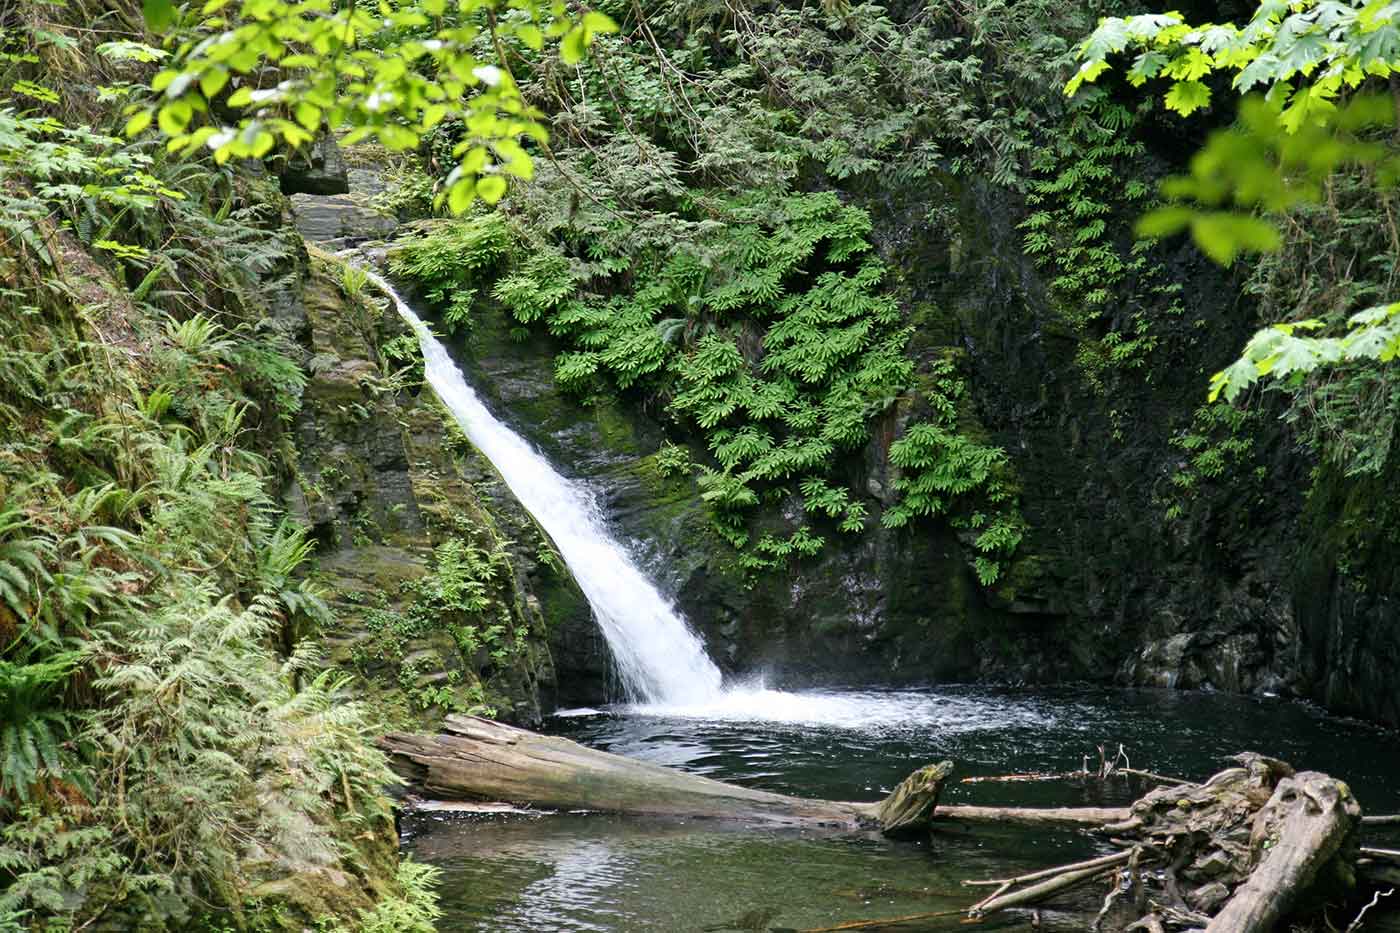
[591, 400, 647, 458]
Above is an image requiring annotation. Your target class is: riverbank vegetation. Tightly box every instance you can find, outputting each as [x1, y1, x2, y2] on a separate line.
[0, 4, 433, 927]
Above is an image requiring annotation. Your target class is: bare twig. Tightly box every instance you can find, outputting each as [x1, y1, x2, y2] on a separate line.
[1344, 887, 1394, 933]
[795, 908, 967, 932]
[969, 880, 1012, 913]
[1120, 768, 1190, 786]
[1093, 847, 1142, 932]
[1361, 847, 1400, 863]
[961, 771, 1083, 784]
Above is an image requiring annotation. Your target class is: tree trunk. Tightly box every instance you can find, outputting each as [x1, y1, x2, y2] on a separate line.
[382, 715, 956, 835]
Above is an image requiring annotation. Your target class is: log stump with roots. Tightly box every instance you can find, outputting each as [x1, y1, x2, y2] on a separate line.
[1094, 753, 1363, 931]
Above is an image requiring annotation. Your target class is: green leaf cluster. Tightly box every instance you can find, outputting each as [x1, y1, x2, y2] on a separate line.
[392, 194, 921, 569]
[881, 358, 1023, 585]
[133, 0, 616, 209]
[1070, 1, 1400, 407]
[1018, 92, 1172, 390]
[0, 13, 435, 924]
[1069, 2, 1400, 122]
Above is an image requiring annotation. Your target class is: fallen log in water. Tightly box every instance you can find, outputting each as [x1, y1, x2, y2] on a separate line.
[381, 714, 954, 835]
[384, 720, 1377, 931]
[382, 715, 1126, 833]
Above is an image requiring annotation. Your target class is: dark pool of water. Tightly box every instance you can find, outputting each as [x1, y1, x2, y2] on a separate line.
[402, 686, 1400, 932]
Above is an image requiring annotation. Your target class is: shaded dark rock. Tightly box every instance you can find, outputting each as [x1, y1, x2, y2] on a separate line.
[280, 135, 349, 195]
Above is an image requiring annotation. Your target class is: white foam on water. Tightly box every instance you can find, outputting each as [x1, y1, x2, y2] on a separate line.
[623, 686, 1058, 733]
[552, 707, 608, 718]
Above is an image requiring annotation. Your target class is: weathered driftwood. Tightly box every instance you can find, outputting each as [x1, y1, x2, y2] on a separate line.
[973, 854, 1127, 918]
[936, 803, 1130, 827]
[1204, 771, 1362, 933]
[381, 715, 954, 835]
[1084, 754, 1363, 933]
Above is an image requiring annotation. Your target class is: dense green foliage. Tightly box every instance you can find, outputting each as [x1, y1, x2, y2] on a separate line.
[1067, 0, 1400, 540]
[385, 0, 1182, 580]
[882, 358, 1024, 586]
[135, 0, 615, 208]
[16, 0, 1400, 922]
[1071, 1, 1400, 402]
[391, 193, 1024, 577]
[0, 3, 441, 928]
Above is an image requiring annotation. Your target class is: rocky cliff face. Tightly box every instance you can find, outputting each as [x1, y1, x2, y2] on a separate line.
[425, 173, 1400, 727]
[904, 176, 1400, 727]
[282, 149, 1400, 729]
[282, 182, 594, 726]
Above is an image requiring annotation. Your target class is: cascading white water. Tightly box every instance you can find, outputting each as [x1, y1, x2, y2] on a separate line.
[369, 271, 724, 706]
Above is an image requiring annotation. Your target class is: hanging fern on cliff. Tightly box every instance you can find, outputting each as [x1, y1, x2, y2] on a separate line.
[389, 187, 1022, 576]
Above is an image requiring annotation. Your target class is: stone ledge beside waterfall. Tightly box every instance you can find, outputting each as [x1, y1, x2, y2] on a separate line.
[277, 215, 596, 724]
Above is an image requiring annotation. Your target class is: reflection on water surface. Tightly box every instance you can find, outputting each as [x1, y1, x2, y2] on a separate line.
[404, 686, 1400, 932]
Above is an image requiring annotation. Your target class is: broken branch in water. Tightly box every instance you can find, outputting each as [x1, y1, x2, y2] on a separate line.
[963, 850, 1132, 888]
[959, 771, 1078, 784]
[934, 803, 1129, 826]
[1118, 768, 1189, 786]
[1362, 847, 1400, 862]
[971, 858, 1123, 918]
[960, 766, 1188, 787]
[793, 908, 967, 932]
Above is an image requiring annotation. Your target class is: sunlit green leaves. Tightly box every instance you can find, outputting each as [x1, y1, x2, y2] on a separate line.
[1067, 1, 1400, 121]
[1209, 304, 1400, 401]
[137, 0, 614, 211]
[1163, 79, 1210, 115]
[1138, 208, 1281, 264]
[11, 81, 59, 105]
[560, 10, 618, 64]
[142, 0, 176, 31]
[1135, 94, 1397, 267]
[96, 40, 168, 63]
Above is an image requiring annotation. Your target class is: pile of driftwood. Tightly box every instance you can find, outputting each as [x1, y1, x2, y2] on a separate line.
[382, 716, 1399, 931]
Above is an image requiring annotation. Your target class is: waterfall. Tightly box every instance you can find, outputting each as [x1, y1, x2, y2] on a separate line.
[368, 271, 724, 706]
